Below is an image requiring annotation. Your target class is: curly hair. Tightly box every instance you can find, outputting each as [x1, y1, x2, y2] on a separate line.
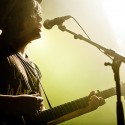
[1, 0, 41, 36]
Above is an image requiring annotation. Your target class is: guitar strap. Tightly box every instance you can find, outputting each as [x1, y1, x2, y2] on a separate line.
[33, 64, 53, 109]
[39, 81, 52, 109]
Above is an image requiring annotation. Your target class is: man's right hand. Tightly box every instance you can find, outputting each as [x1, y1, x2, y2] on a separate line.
[14, 94, 44, 114]
[0, 94, 44, 115]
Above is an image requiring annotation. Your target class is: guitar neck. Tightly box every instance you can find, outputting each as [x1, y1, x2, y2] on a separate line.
[96, 87, 116, 99]
[26, 86, 116, 125]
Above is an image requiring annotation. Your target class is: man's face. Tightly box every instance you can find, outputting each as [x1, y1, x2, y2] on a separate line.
[19, 2, 42, 42]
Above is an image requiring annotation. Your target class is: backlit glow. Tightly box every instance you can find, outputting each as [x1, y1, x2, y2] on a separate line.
[103, 0, 125, 46]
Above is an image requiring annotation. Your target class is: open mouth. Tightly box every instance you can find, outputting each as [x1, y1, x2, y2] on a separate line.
[37, 23, 42, 29]
[32, 28, 41, 36]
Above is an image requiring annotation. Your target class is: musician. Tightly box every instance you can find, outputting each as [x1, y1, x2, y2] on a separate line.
[0, 0, 105, 124]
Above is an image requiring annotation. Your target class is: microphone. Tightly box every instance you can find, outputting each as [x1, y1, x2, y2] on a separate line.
[43, 15, 71, 29]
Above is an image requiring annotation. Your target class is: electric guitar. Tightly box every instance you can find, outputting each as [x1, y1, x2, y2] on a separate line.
[3, 84, 125, 125]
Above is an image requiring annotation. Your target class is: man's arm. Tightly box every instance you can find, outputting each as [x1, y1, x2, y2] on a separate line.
[0, 94, 44, 114]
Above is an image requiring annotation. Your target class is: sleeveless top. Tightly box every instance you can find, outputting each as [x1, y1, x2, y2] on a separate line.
[0, 44, 46, 125]
[0, 44, 42, 95]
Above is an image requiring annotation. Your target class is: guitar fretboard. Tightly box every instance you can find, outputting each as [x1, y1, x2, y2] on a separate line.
[25, 86, 116, 125]
[96, 87, 116, 99]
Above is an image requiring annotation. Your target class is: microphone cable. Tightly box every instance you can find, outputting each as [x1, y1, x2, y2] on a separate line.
[70, 16, 113, 60]
[70, 16, 92, 41]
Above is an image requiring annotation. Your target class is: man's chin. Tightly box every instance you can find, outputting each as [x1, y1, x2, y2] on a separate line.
[31, 29, 42, 40]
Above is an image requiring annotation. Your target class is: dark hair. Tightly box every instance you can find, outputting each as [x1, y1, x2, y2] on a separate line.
[1, 0, 41, 36]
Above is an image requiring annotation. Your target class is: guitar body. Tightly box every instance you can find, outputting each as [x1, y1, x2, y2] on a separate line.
[0, 114, 47, 125]
[0, 114, 26, 125]
[23, 114, 47, 125]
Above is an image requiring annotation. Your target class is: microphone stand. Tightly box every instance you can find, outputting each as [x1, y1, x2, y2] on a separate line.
[58, 24, 125, 125]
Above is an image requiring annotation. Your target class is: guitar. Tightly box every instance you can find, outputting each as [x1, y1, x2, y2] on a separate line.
[2, 84, 125, 125]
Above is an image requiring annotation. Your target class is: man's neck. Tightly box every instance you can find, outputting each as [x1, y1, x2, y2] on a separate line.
[10, 43, 27, 59]
[18, 51, 26, 58]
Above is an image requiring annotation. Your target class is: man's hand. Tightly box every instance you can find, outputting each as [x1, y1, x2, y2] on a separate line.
[13, 94, 44, 114]
[87, 91, 105, 111]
